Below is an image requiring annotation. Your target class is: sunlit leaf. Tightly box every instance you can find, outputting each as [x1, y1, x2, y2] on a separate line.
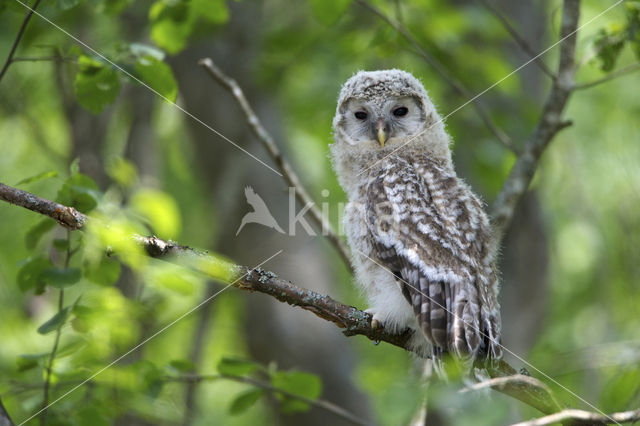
[130, 188, 181, 238]
[217, 357, 260, 376]
[74, 55, 121, 113]
[134, 55, 178, 102]
[107, 157, 139, 188]
[271, 370, 322, 413]
[229, 389, 264, 415]
[37, 307, 71, 334]
[149, 0, 194, 54]
[25, 219, 56, 250]
[42, 267, 82, 288]
[15, 170, 58, 186]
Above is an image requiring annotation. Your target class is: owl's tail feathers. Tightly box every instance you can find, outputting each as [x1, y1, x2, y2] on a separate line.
[428, 281, 448, 349]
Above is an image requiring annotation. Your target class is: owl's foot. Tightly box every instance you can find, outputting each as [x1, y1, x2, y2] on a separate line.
[365, 308, 383, 330]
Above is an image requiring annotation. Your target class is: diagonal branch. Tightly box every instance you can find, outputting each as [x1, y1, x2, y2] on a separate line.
[491, 0, 580, 247]
[0, 0, 42, 83]
[573, 61, 640, 90]
[198, 58, 353, 272]
[0, 181, 570, 418]
[511, 408, 640, 426]
[477, 0, 557, 79]
[355, 0, 518, 153]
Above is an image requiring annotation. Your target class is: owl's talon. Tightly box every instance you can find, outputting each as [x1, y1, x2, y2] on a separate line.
[371, 318, 381, 330]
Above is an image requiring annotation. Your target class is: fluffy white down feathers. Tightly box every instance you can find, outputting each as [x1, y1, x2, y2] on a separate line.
[330, 70, 502, 363]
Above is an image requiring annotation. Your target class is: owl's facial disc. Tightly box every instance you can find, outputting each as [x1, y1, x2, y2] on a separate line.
[342, 96, 424, 147]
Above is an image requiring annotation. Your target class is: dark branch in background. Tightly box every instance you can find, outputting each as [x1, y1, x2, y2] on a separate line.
[573, 61, 640, 90]
[355, 0, 518, 153]
[198, 58, 353, 272]
[166, 374, 368, 426]
[490, 0, 579, 247]
[477, 0, 557, 79]
[0, 0, 42, 83]
[0, 398, 14, 426]
[0, 182, 590, 421]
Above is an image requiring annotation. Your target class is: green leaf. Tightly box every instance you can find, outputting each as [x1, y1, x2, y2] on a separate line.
[229, 389, 264, 416]
[17, 352, 49, 371]
[74, 55, 121, 113]
[130, 188, 181, 238]
[107, 157, 138, 188]
[134, 55, 178, 102]
[271, 370, 322, 413]
[71, 304, 92, 333]
[84, 255, 121, 286]
[167, 359, 197, 374]
[57, 0, 80, 10]
[56, 172, 100, 213]
[593, 26, 626, 72]
[25, 219, 56, 250]
[192, 0, 229, 24]
[53, 238, 70, 251]
[17, 256, 53, 293]
[217, 357, 260, 376]
[310, 0, 350, 25]
[37, 307, 71, 334]
[149, 0, 194, 54]
[42, 267, 82, 288]
[15, 170, 59, 186]
[129, 43, 165, 61]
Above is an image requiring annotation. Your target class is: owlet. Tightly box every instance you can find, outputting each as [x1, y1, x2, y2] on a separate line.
[330, 70, 502, 363]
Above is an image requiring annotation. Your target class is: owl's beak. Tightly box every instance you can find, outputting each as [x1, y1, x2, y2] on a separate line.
[376, 119, 388, 147]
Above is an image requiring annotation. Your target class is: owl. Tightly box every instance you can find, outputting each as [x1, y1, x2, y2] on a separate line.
[330, 70, 502, 363]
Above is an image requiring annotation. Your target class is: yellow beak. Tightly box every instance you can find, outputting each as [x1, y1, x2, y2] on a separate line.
[377, 122, 387, 147]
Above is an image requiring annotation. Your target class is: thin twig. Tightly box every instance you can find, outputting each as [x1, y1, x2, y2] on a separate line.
[0, 181, 569, 418]
[477, 0, 556, 79]
[511, 408, 640, 426]
[41, 230, 72, 426]
[0, 0, 42, 83]
[355, 0, 518, 153]
[198, 58, 353, 271]
[167, 374, 370, 426]
[491, 0, 580, 247]
[574, 61, 640, 90]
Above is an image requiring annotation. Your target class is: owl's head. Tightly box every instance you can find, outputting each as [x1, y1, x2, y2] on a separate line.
[332, 70, 450, 160]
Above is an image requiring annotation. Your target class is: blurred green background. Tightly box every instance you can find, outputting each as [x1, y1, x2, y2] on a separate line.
[0, 0, 639, 425]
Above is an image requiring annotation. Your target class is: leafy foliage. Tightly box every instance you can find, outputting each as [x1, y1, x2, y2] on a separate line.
[0, 0, 639, 425]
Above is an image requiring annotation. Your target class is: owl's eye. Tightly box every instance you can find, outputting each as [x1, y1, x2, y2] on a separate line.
[354, 111, 368, 120]
[393, 107, 409, 117]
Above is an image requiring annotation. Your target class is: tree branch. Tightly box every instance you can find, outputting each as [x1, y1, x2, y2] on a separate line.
[0, 398, 14, 426]
[0, 181, 570, 419]
[573, 61, 640, 90]
[0, 0, 42, 83]
[477, 0, 556, 79]
[198, 58, 353, 272]
[355, 0, 518, 153]
[491, 0, 580, 246]
[166, 374, 369, 426]
[511, 408, 640, 426]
